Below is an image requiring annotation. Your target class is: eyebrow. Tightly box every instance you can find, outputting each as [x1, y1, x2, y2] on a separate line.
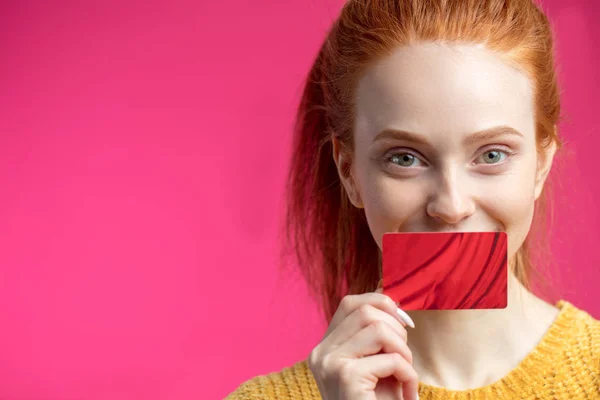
[372, 125, 524, 146]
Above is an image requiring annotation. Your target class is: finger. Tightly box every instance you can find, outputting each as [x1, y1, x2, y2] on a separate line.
[346, 353, 419, 400]
[333, 320, 413, 365]
[331, 292, 414, 333]
[321, 303, 408, 350]
[376, 287, 415, 328]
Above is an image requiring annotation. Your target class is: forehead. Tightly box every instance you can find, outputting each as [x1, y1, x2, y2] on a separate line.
[354, 42, 535, 140]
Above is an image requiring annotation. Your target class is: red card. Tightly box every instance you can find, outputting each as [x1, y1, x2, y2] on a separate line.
[382, 232, 508, 310]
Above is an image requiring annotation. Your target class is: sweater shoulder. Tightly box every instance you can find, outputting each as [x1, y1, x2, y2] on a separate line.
[561, 300, 600, 340]
[224, 360, 321, 400]
[558, 300, 600, 369]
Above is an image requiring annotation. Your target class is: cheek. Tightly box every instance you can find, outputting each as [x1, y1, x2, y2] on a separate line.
[357, 173, 425, 249]
[488, 189, 535, 258]
[479, 168, 537, 258]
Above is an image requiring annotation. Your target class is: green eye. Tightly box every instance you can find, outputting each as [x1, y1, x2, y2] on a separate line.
[391, 153, 418, 167]
[482, 150, 506, 164]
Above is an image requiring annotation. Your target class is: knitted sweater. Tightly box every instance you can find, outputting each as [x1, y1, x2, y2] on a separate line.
[225, 300, 600, 399]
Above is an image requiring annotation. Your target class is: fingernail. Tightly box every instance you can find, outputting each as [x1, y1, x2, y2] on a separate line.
[396, 307, 415, 328]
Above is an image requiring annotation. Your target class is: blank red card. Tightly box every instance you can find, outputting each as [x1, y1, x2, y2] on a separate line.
[382, 232, 508, 310]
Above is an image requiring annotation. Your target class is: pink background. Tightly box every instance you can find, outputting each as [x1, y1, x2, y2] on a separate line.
[0, 1, 598, 399]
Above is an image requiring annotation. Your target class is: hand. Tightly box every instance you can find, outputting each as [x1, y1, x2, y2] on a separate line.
[308, 287, 419, 400]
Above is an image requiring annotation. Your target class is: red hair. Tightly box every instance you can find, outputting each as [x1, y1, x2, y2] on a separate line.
[280, 0, 564, 323]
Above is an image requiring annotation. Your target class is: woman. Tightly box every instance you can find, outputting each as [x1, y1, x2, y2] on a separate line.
[226, 0, 600, 398]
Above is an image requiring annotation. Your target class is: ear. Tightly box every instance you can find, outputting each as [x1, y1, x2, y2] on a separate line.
[534, 136, 557, 200]
[332, 136, 364, 209]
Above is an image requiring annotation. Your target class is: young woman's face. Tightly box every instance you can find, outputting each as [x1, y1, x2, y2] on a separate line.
[334, 42, 555, 262]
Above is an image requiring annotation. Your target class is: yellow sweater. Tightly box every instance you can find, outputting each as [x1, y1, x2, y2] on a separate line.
[225, 301, 600, 399]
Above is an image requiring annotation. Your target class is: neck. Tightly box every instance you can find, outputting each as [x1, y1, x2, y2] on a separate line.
[406, 274, 559, 390]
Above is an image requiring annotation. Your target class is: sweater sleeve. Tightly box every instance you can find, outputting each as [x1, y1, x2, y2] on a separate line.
[222, 361, 321, 400]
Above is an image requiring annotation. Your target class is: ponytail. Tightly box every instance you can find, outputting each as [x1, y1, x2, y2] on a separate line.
[280, 39, 381, 322]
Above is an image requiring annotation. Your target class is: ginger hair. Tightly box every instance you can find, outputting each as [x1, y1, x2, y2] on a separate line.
[281, 0, 564, 323]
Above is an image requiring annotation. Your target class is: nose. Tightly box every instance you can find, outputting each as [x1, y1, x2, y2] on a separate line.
[426, 170, 476, 225]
